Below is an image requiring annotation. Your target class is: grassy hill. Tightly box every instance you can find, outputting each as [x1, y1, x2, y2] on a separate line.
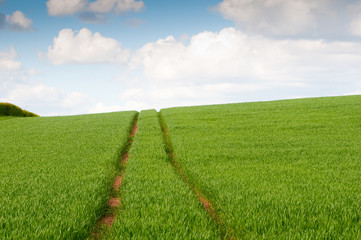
[0, 95, 360, 239]
[0, 111, 137, 239]
[160, 95, 361, 238]
[0, 102, 38, 117]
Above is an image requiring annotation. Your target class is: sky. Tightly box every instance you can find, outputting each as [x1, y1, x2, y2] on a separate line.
[1, 0, 361, 116]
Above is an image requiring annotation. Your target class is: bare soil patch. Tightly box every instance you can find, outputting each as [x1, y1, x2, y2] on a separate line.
[99, 214, 116, 227]
[113, 176, 122, 191]
[108, 198, 121, 208]
[197, 192, 216, 220]
[130, 125, 138, 137]
[121, 153, 129, 164]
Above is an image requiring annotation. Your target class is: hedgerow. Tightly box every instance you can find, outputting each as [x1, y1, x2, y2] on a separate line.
[0, 102, 38, 117]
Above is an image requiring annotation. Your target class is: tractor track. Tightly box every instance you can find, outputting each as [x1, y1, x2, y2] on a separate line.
[91, 114, 139, 239]
[158, 112, 235, 239]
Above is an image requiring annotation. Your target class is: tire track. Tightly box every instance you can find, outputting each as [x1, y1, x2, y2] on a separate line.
[158, 112, 235, 239]
[91, 114, 139, 239]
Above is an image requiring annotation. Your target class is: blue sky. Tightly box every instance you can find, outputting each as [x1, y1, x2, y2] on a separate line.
[1, 0, 361, 116]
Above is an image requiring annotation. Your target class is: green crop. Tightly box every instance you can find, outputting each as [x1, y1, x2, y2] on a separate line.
[0, 111, 137, 239]
[106, 110, 220, 239]
[160, 95, 361, 239]
[2, 95, 361, 239]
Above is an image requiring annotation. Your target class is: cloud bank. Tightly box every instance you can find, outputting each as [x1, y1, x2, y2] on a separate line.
[116, 27, 361, 110]
[213, 0, 361, 39]
[44, 26, 361, 112]
[132, 27, 361, 84]
[0, 46, 113, 116]
[215, 0, 332, 35]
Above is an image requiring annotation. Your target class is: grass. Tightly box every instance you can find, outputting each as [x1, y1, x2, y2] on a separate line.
[0, 111, 137, 239]
[106, 110, 220, 239]
[0, 102, 38, 117]
[2, 95, 361, 239]
[0, 116, 14, 121]
[160, 95, 361, 239]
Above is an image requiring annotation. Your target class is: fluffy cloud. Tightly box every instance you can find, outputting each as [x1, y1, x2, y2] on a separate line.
[214, 0, 331, 35]
[2, 83, 97, 116]
[0, 11, 33, 31]
[118, 27, 361, 110]
[0, 47, 24, 100]
[133, 27, 361, 83]
[6, 11, 33, 31]
[47, 28, 130, 64]
[5, 84, 65, 104]
[0, 47, 22, 71]
[46, 0, 144, 16]
[46, 0, 88, 16]
[0, 46, 101, 116]
[0, 47, 24, 105]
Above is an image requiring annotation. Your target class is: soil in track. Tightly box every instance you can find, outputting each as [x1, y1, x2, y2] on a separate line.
[91, 115, 138, 239]
[158, 112, 233, 238]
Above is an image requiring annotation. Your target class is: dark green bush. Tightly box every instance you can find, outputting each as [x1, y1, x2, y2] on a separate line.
[0, 103, 39, 117]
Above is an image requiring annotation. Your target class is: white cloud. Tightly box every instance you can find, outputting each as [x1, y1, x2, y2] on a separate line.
[5, 83, 62, 103]
[89, 102, 123, 113]
[119, 27, 361, 110]
[28, 67, 42, 76]
[88, 0, 144, 13]
[3, 11, 33, 31]
[46, 0, 144, 17]
[0, 47, 25, 101]
[118, 83, 269, 111]
[349, 16, 361, 36]
[1, 46, 129, 116]
[47, 28, 130, 65]
[132, 28, 292, 82]
[344, 91, 361, 96]
[60, 92, 90, 108]
[0, 46, 100, 116]
[132, 27, 361, 84]
[6, 26, 361, 116]
[214, 0, 331, 35]
[46, 0, 88, 16]
[2, 82, 97, 116]
[348, 2, 361, 36]
[0, 47, 22, 71]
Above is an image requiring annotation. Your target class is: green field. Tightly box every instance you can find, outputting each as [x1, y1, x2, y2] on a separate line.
[107, 110, 219, 239]
[0, 111, 137, 239]
[160, 95, 361, 238]
[1, 95, 361, 239]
